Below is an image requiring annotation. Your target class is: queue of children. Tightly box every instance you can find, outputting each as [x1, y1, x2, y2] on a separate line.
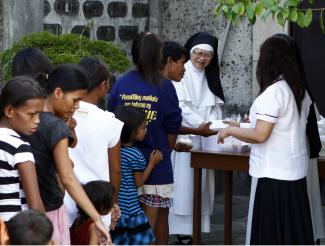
[0, 29, 322, 246]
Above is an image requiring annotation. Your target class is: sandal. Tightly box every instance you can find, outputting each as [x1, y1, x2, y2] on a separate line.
[175, 234, 193, 245]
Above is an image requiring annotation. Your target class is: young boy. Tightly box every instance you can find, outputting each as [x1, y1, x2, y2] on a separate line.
[6, 210, 54, 245]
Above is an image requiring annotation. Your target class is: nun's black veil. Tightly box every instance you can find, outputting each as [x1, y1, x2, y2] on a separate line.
[274, 33, 321, 158]
[184, 32, 225, 102]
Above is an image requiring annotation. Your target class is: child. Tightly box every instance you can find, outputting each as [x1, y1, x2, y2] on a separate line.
[24, 64, 110, 244]
[111, 106, 162, 245]
[6, 209, 53, 245]
[70, 181, 114, 245]
[64, 57, 123, 229]
[218, 36, 314, 244]
[0, 76, 45, 222]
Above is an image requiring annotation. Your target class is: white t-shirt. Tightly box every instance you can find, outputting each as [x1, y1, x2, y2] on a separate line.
[64, 101, 123, 226]
[248, 80, 311, 181]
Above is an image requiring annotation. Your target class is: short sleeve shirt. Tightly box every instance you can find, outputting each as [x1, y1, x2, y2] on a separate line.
[108, 71, 182, 185]
[0, 128, 35, 221]
[248, 80, 312, 180]
[68, 101, 123, 182]
[24, 112, 73, 212]
[118, 146, 146, 217]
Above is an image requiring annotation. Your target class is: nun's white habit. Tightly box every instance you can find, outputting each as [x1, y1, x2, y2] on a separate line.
[169, 32, 224, 235]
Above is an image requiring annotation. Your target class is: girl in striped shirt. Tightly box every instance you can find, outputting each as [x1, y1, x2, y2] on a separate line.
[111, 106, 162, 245]
[0, 76, 45, 221]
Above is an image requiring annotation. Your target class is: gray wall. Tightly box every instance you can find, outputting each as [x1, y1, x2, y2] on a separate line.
[158, 0, 254, 195]
[0, 1, 3, 51]
[44, 0, 151, 56]
[2, 0, 43, 49]
[160, 0, 253, 118]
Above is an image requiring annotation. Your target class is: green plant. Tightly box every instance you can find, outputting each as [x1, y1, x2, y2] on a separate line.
[0, 31, 130, 82]
[215, 0, 324, 32]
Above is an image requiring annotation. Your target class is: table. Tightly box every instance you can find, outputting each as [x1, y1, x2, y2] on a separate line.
[191, 149, 325, 245]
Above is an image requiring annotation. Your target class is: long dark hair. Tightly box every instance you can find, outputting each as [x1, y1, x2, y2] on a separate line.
[78, 57, 110, 92]
[256, 36, 305, 113]
[131, 32, 145, 65]
[0, 76, 45, 118]
[132, 32, 162, 85]
[11, 47, 54, 85]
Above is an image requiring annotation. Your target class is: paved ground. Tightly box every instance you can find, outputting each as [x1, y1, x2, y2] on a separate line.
[168, 195, 325, 245]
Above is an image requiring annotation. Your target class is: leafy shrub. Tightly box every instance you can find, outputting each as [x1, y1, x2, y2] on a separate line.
[0, 31, 130, 81]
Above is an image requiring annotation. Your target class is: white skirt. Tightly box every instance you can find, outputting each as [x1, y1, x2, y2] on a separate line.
[168, 136, 215, 235]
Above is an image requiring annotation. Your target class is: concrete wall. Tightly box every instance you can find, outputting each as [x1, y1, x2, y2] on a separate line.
[0, 1, 3, 51]
[252, 18, 288, 99]
[43, 0, 151, 56]
[160, 0, 253, 118]
[2, 0, 43, 49]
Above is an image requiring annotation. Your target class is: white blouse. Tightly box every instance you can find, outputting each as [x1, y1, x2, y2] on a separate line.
[248, 80, 311, 181]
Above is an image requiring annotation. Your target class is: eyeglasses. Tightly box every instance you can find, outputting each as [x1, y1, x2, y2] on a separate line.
[192, 49, 213, 59]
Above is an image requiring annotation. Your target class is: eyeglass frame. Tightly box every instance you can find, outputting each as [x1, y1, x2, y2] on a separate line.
[192, 49, 214, 59]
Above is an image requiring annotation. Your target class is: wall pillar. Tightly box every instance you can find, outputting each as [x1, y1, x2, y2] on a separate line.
[2, 0, 43, 49]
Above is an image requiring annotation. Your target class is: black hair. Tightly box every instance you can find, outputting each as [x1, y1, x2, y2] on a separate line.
[6, 209, 53, 245]
[44, 64, 89, 94]
[131, 32, 145, 65]
[131, 32, 162, 85]
[11, 47, 54, 85]
[76, 181, 114, 225]
[108, 74, 116, 94]
[0, 76, 45, 118]
[78, 57, 110, 92]
[162, 41, 189, 65]
[114, 106, 146, 144]
[256, 36, 305, 113]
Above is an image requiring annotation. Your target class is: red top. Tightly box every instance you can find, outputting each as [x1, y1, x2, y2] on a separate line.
[70, 219, 93, 245]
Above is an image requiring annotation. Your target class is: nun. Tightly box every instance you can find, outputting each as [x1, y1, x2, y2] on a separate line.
[169, 32, 224, 243]
[245, 33, 324, 244]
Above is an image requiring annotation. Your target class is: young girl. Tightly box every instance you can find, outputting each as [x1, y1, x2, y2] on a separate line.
[70, 181, 115, 245]
[109, 32, 182, 244]
[0, 76, 45, 222]
[111, 106, 161, 245]
[24, 64, 110, 245]
[218, 36, 314, 244]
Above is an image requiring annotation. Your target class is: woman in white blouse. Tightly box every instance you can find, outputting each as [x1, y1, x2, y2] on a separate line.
[218, 36, 314, 244]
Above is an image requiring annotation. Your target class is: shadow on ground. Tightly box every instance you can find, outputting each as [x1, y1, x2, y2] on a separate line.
[169, 195, 325, 245]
